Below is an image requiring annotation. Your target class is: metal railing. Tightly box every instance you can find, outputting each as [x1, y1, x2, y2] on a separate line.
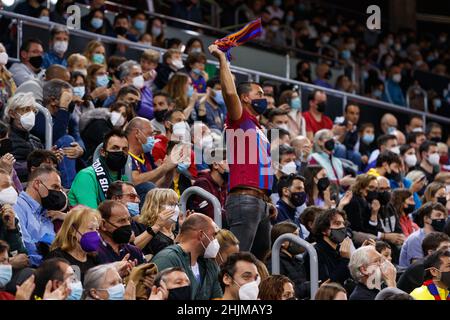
[2, 10, 450, 128]
[180, 186, 222, 228]
[271, 234, 319, 299]
[35, 103, 53, 150]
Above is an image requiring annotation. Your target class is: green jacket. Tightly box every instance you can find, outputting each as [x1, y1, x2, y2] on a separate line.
[151, 244, 223, 300]
[68, 165, 127, 209]
[0, 218, 27, 254]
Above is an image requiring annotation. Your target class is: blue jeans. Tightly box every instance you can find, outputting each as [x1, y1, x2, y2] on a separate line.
[55, 135, 77, 189]
[225, 194, 271, 260]
[334, 143, 362, 168]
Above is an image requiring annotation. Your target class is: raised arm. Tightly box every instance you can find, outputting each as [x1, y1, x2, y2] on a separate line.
[208, 45, 242, 121]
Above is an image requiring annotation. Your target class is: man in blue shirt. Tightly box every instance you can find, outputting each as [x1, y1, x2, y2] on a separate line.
[13, 165, 67, 267]
[275, 174, 307, 229]
[42, 25, 69, 69]
[384, 66, 406, 106]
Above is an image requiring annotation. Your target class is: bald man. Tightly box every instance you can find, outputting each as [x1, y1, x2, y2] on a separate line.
[151, 213, 223, 300]
[125, 117, 177, 190]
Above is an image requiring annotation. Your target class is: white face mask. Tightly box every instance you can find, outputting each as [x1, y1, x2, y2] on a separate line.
[201, 232, 220, 258]
[132, 75, 145, 89]
[237, 278, 260, 300]
[365, 264, 383, 290]
[0, 52, 8, 66]
[404, 154, 417, 168]
[19, 111, 36, 131]
[53, 41, 68, 55]
[172, 59, 184, 70]
[392, 73, 402, 83]
[281, 161, 297, 175]
[110, 111, 125, 127]
[202, 135, 213, 149]
[172, 121, 190, 141]
[428, 153, 441, 166]
[0, 186, 18, 205]
[277, 124, 289, 131]
[389, 146, 400, 155]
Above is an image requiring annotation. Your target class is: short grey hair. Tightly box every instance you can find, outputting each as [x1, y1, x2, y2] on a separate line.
[3, 92, 36, 122]
[43, 79, 72, 106]
[118, 60, 141, 80]
[348, 246, 376, 283]
[313, 129, 333, 152]
[50, 25, 69, 38]
[82, 263, 118, 300]
[406, 170, 426, 183]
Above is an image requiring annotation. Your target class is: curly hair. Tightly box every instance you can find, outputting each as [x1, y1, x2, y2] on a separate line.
[138, 188, 179, 227]
[258, 275, 294, 300]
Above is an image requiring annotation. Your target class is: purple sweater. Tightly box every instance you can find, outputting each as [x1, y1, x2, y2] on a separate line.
[136, 87, 154, 120]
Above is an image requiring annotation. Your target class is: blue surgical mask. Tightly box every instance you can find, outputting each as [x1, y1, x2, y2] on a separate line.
[134, 20, 146, 33]
[73, 86, 85, 98]
[362, 133, 375, 145]
[192, 68, 202, 76]
[187, 85, 194, 98]
[433, 99, 442, 109]
[96, 74, 109, 87]
[341, 50, 351, 60]
[177, 162, 190, 173]
[214, 90, 224, 106]
[0, 264, 12, 287]
[107, 283, 125, 300]
[127, 202, 140, 217]
[290, 97, 301, 110]
[373, 89, 383, 98]
[67, 281, 83, 300]
[92, 53, 105, 65]
[40, 16, 50, 22]
[142, 136, 156, 153]
[91, 18, 103, 30]
[251, 99, 268, 115]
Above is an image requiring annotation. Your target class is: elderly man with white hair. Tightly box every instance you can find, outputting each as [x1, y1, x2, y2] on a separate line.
[3, 92, 44, 180]
[290, 135, 312, 174]
[348, 245, 397, 300]
[309, 129, 354, 187]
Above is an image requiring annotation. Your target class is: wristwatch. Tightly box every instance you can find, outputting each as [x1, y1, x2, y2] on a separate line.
[146, 225, 158, 237]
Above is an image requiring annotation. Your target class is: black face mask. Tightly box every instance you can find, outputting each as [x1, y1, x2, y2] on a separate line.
[329, 227, 347, 244]
[39, 182, 67, 211]
[287, 241, 304, 256]
[317, 177, 330, 192]
[404, 204, 415, 214]
[114, 26, 128, 36]
[437, 197, 447, 206]
[317, 102, 326, 113]
[29, 56, 43, 69]
[366, 190, 379, 203]
[439, 271, 450, 288]
[430, 136, 442, 143]
[324, 139, 335, 152]
[168, 285, 191, 300]
[104, 151, 128, 172]
[0, 138, 13, 156]
[290, 191, 306, 207]
[106, 222, 132, 244]
[378, 191, 391, 206]
[431, 219, 446, 232]
[386, 170, 402, 183]
[154, 109, 168, 123]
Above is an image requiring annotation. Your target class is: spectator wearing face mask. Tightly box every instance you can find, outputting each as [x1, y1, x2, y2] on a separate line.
[9, 39, 44, 88]
[415, 141, 440, 183]
[367, 151, 406, 189]
[348, 245, 397, 300]
[140, 50, 160, 91]
[218, 252, 260, 300]
[151, 213, 223, 300]
[397, 232, 450, 294]
[264, 221, 309, 299]
[200, 78, 226, 131]
[274, 174, 307, 229]
[69, 130, 129, 209]
[134, 188, 179, 256]
[215, 230, 239, 268]
[151, 267, 192, 300]
[366, 134, 400, 171]
[81, 9, 112, 36]
[97, 200, 145, 265]
[303, 209, 352, 285]
[46, 207, 102, 281]
[277, 89, 306, 137]
[42, 26, 69, 69]
[164, 73, 200, 121]
[271, 145, 297, 205]
[384, 66, 406, 106]
[185, 52, 208, 94]
[82, 263, 133, 300]
[313, 63, 333, 90]
[13, 165, 67, 267]
[303, 90, 332, 141]
[151, 92, 171, 135]
[258, 275, 296, 300]
[410, 248, 450, 300]
[154, 49, 183, 90]
[400, 203, 448, 268]
[303, 165, 334, 209]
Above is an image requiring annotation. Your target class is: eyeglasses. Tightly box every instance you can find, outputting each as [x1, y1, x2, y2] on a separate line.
[120, 193, 140, 201]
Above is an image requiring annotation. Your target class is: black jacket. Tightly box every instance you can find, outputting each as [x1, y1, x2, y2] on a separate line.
[303, 238, 351, 285]
[343, 195, 382, 235]
[154, 63, 177, 90]
[349, 282, 379, 300]
[397, 259, 425, 294]
[266, 251, 310, 299]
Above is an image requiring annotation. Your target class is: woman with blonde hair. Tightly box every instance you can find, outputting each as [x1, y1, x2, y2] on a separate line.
[135, 188, 180, 255]
[83, 40, 107, 67]
[163, 72, 198, 119]
[216, 229, 239, 267]
[0, 42, 16, 110]
[47, 206, 102, 280]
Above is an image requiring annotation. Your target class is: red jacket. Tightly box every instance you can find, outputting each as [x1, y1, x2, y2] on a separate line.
[192, 171, 227, 221]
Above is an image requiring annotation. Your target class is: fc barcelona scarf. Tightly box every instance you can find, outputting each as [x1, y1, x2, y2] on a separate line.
[423, 279, 450, 300]
[213, 18, 262, 61]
